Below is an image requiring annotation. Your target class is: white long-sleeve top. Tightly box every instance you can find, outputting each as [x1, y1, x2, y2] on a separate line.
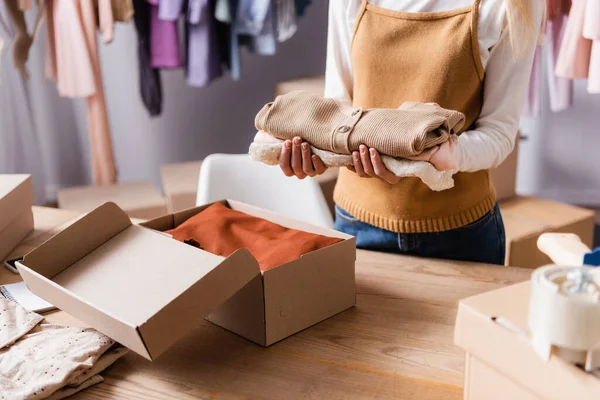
[324, 0, 543, 172]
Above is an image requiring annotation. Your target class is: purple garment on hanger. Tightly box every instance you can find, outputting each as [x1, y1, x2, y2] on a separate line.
[158, 0, 183, 20]
[148, 0, 181, 68]
[186, 0, 223, 87]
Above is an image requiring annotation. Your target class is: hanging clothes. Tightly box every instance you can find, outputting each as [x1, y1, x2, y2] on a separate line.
[274, 0, 296, 42]
[17, 0, 30, 10]
[0, 1, 47, 203]
[583, 0, 600, 92]
[556, 0, 592, 79]
[96, 0, 115, 43]
[229, 0, 276, 80]
[524, 0, 573, 116]
[45, 0, 117, 185]
[132, 0, 162, 116]
[158, 0, 224, 87]
[111, 0, 134, 22]
[294, 0, 310, 16]
[3, 0, 33, 79]
[149, 0, 181, 68]
[215, 0, 231, 22]
[186, 0, 223, 86]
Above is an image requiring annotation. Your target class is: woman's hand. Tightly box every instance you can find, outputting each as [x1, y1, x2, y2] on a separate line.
[279, 137, 328, 179]
[348, 145, 401, 185]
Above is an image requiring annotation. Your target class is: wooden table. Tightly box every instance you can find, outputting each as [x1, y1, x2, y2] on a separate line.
[1, 207, 532, 400]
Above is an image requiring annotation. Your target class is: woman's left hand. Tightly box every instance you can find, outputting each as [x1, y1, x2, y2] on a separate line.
[348, 145, 401, 185]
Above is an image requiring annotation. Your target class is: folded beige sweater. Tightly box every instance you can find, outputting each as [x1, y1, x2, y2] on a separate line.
[254, 90, 465, 158]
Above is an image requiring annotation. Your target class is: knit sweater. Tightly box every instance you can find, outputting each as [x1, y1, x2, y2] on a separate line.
[254, 90, 465, 158]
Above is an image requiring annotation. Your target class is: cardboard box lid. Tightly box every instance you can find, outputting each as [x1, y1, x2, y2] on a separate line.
[57, 182, 166, 215]
[0, 175, 33, 233]
[455, 282, 600, 399]
[160, 161, 202, 196]
[16, 202, 261, 361]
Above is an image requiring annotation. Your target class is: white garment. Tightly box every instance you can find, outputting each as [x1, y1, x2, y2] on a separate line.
[0, 298, 128, 400]
[325, 0, 544, 172]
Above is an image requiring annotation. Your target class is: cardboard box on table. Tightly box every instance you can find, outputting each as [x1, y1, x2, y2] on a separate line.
[16, 200, 356, 360]
[57, 181, 167, 220]
[142, 201, 356, 346]
[490, 138, 519, 202]
[499, 196, 595, 268]
[455, 282, 600, 400]
[160, 161, 203, 213]
[0, 175, 34, 262]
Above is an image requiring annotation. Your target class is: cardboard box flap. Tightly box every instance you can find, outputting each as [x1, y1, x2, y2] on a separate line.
[0, 175, 33, 233]
[18, 202, 261, 360]
[21, 202, 132, 278]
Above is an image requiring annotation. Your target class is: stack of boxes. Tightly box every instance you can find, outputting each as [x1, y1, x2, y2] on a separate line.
[0, 175, 34, 262]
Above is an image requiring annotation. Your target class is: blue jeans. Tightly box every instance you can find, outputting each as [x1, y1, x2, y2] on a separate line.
[334, 204, 506, 265]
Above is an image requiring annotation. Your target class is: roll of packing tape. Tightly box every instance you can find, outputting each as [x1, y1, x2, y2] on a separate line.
[529, 265, 600, 371]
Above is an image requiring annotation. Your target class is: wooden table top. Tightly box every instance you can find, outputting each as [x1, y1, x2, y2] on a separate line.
[1, 207, 532, 400]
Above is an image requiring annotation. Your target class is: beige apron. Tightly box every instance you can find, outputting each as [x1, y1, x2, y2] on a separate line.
[334, 0, 496, 233]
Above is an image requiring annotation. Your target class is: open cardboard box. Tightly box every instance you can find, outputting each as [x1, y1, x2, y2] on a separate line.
[16, 200, 355, 360]
[0, 175, 34, 261]
[142, 200, 356, 346]
[455, 282, 600, 400]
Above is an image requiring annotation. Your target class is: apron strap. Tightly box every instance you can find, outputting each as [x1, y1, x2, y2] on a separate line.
[470, 0, 485, 80]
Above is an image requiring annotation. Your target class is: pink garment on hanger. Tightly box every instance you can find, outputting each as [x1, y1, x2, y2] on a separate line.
[583, 0, 600, 92]
[45, 0, 117, 185]
[98, 0, 115, 43]
[546, 15, 573, 111]
[18, 0, 32, 11]
[556, 0, 592, 79]
[524, 0, 573, 117]
[524, 47, 542, 117]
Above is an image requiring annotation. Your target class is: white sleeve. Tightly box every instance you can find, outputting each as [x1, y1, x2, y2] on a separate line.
[457, 4, 544, 172]
[324, 0, 361, 101]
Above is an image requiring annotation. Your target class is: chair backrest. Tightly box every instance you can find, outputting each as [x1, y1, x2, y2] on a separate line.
[196, 154, 334, 228]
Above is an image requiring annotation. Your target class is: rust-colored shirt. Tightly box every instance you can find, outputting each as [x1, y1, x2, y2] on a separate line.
[167, 203, 343, 271]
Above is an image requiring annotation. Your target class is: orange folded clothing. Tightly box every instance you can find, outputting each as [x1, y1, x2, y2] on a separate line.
[166, 203, 343, 271]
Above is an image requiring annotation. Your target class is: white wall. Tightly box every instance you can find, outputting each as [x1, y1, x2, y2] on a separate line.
[518, 80, 600, 206]
[94, 2, 329, 191]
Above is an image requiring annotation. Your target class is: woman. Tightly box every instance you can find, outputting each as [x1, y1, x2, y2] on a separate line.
[278, 0, 544, 265]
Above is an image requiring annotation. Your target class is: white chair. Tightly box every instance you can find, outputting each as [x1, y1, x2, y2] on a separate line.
[196, 154, 334, 228]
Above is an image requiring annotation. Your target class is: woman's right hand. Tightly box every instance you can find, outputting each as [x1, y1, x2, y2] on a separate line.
[279, 137, 327, 179]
